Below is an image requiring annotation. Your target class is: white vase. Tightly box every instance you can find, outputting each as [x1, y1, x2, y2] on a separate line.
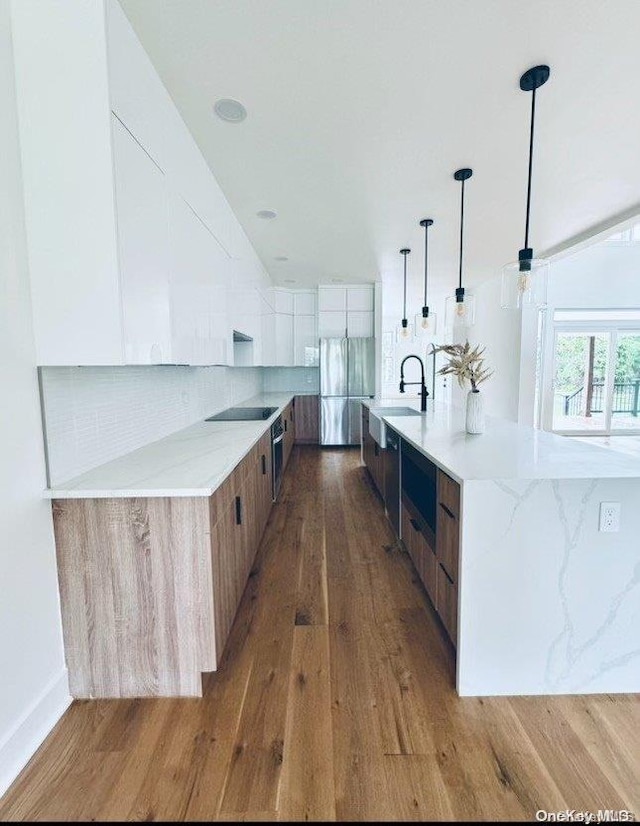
[466, 389, 485, 434]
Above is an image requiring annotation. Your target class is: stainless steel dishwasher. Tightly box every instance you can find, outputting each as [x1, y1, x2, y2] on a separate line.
[384, 426, 400, 536]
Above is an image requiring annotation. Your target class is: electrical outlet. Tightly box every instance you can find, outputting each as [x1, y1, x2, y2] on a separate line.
[599, 502, 621, 533]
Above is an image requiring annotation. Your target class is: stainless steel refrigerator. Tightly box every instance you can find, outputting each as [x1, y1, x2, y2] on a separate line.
[320, 337, 375, 445]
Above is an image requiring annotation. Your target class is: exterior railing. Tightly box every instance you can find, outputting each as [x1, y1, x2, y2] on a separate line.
[563, 380, 640, 417]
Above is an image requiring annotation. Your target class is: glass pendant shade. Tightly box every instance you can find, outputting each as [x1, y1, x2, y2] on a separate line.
[445, 292, 476, 329]
[396, 318, 414, 342]
[500, 257, 549, 309]
[414, 309, 437, 338]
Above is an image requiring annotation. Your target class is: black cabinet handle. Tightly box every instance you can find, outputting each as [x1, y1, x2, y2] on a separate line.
[235, 495, 242, 525]
[439, 502, 455, 520]
[284, 419, 288, 432]
[261, 454, 266, 475]
[439, 562, 454, 585]
[374, 443, 379, 457]
[409, 518, 421, 532]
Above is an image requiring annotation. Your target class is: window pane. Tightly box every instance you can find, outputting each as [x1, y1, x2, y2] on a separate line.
[611, 332, 640, 431]
[552, 332, 610, 431]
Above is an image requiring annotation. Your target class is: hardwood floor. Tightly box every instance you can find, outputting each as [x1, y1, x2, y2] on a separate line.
[1, 447, 638, 822]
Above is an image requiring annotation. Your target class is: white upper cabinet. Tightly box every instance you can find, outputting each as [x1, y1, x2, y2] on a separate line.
[317, 285, 375, 338]
[318, 311, 347, 338]
[273, 289, 294, 315]
[13, 0, 268, 366]
[347, 287, 374, 312]
[112, 116, 172, 364]
[294, 291, 317, 316]
[318, 287, 347, 312]
[106, 0, 247, 260]
[275, 314, 294, 366]
[345, 311, 374, 338]
[294, 314, 319, 366]
[168, 193, 230, 366]
[12, 0, 123, 365]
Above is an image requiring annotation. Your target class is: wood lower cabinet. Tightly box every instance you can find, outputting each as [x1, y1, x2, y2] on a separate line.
[294, 395, 319, 443]
[53, 427, 278, 698]
[435, 469, 460, 646]
[361, 404, 384, 495]
[399, 459, 461, 649]
[436, 562, 457, 645]
[401, 496, 437, 607]
[283, 400, 295, 469]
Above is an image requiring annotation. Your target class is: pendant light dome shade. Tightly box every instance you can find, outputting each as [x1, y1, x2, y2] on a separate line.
[445, 168, 475, 329]
[415, 218, 437, 338]
[397, 248, 413, 341]
[501, 65, 550, 310]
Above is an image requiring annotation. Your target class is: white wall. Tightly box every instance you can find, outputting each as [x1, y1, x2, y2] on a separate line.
[464, 275, 523, 421]
[0, 0, 70, 796]
[42, 366, 263, 485]
[379, 278, 450, 402]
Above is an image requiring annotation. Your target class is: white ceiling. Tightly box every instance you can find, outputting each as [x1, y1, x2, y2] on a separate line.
[119, 0, 640, 295]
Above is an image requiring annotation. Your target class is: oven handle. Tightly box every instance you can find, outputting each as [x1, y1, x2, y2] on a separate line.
[272, 433, 285, 445]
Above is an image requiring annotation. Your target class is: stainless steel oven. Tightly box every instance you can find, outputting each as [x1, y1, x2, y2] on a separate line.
[271, 415, 284, 499]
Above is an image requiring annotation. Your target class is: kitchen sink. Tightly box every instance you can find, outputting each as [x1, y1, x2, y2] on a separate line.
[206, 406, 278, 422]
[369, 406, 422, 446]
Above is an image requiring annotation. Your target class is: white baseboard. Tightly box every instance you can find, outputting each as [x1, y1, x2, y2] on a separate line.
[0, 668, 72, 799]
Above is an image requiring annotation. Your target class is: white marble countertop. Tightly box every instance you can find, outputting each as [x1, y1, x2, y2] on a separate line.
[46, 392, 300, 499]
[364, 398, 640, 483]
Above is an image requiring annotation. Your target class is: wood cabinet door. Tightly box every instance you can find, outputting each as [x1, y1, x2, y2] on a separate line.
[436, 500, 459, 583]
[283, 402, 295, 467]
[294, 395, 319, 443]
[438, 470, 460, 519]
[209, 499, 238, 665]
[436, 562, 457, 647]
[420, 533, 438, 607]
[257, 432, 273, 539]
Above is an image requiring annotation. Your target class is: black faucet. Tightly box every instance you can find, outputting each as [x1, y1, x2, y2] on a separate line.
[399, 354, 429, 412]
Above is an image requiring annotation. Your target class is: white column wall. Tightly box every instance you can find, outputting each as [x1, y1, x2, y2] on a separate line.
[0, 0, 70, 797]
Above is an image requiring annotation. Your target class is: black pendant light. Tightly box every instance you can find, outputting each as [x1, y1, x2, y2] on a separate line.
[398, 248, 411, 340]
[446, 168, 475, 328]
[501, 65, 551, 309]
[415, 219, 436, 336]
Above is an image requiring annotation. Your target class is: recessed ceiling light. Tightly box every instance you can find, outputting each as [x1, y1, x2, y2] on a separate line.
[284, 279, 296, 284]
[213, 98, 247, 123]
[274, 255, 289, 261]
[331, 278, 344, 283]
[256, 209, 277, 220]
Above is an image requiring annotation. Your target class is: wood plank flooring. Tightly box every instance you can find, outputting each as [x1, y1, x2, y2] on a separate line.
[1, 447, 639, 822]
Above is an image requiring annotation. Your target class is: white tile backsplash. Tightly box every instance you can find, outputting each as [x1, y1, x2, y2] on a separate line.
[41, 365, 262, 485]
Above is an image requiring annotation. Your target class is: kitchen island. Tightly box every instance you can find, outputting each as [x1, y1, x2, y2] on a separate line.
[364, 399, 640, 697]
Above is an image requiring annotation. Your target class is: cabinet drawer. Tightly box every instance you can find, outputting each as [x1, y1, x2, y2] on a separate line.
[401, 502, 418, 560]
[436, 500, 459, 583]
[421, 533, 438, 607]
[438, 470, 460, 520]
[436, 562, 457, 648]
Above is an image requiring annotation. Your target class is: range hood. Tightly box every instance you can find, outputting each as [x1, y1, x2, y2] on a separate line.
[233, 330, 253, 342]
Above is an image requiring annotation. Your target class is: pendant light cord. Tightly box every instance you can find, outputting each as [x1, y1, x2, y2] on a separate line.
[458, 178, 465, 290]
[524, 87, 536, 250]
[423, 225, 429, 306]
[403, 253, 407, 318]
